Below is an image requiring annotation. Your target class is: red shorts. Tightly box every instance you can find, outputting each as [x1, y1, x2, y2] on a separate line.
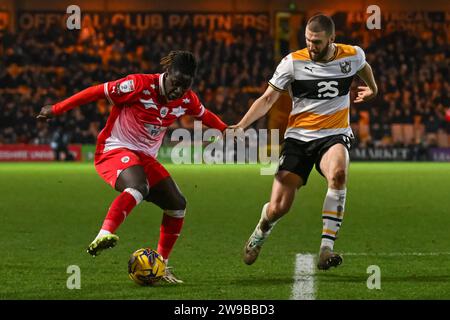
[94, 148, 170, 189]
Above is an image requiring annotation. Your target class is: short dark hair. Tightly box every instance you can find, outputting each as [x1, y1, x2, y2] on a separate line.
[307, 14, 335, 36]
[160, 51, 197, 77]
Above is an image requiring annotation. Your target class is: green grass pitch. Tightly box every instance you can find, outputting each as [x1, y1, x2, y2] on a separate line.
[0, 162, 449, 299]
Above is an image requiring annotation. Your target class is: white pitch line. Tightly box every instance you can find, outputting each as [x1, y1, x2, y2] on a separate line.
[291, 254, 316, 300]
[290, 251, 450, 299]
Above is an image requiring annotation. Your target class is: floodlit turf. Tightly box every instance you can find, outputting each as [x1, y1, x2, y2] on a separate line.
[0, 162, 449, 299]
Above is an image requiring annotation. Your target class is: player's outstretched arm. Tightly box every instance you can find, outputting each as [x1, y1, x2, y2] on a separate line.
[196, 109, 228, 132]
[354, 62, 378, 103]
[37, 84, 105, 120]
[231, 86, 281, 130]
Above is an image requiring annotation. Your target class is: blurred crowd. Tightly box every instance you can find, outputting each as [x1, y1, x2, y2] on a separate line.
[0, 13, 449, 150]
[333, 15, 450, 148]
[0, 20, 274, 146]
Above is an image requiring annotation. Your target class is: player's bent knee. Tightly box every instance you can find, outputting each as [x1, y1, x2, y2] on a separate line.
[162, 193, 187, 211]
[128, 183, 149, 199]
[172, 194, 187, 210]
[330, 169, 347, 188]
[164, 209, 186, 218]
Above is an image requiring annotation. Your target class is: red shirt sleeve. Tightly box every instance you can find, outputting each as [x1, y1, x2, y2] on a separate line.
[103, 74, 144, 106]
[184, 92, 227, 131]
[52, 84, 104, 115]
[199, 109, 228, 132]
[185, 92, 205, 117]
[51, 74, 146, 115]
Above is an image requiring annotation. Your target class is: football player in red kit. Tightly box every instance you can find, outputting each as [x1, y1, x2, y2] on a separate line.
[37, 51, 228, 283]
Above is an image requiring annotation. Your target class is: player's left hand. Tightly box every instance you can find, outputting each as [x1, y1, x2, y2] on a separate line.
[37, 105, 54, 120]
[354, 86, 377, 103]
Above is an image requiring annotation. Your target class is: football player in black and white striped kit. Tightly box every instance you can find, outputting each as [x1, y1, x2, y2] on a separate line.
[233, 14, 378, 270]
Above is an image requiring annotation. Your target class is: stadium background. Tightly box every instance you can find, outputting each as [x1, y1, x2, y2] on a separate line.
[1, 0, 450, 301]
[0, 0, 449, 162]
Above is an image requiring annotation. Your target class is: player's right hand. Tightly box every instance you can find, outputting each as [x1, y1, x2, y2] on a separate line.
[37, 105, 54, 120]
[225, 124, 246, 143]
[227, 124, 245, 131]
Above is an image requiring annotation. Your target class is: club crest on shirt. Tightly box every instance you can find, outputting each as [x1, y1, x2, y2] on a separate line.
[337, 205, 344, 218]
[118, 80, 135, 94]
[160, 107, 169, 118]
[339, 61, 351, 74]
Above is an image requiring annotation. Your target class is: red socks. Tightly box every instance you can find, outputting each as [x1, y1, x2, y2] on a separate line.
[101, 188, 143, 233]
[100, 189, 184, 261]
[157, 212, 185, 260]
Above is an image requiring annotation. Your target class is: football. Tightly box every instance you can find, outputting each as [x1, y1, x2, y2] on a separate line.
[128, 248, 166, 286]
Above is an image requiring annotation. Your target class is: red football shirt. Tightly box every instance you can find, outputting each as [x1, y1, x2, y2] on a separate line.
[98, 73, 206, 157]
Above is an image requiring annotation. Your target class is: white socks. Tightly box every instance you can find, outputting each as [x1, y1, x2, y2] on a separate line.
[321, 188, 346, 250]
[256, 202, 278, 235]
